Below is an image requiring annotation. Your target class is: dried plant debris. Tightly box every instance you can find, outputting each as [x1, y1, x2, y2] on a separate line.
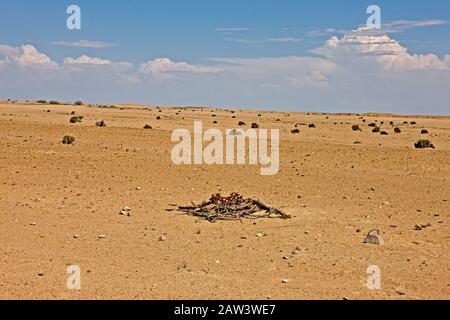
[174, 192, 291, 222]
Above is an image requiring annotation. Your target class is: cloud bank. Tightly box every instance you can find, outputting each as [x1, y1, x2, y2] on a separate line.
[1, 26, 450, 114]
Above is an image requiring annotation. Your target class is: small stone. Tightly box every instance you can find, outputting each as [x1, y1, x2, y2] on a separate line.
[159, 235, 166, 241]
[136, 187, 141, 191]
[256, 233, 264, 238]
[282, 279, 289, 284]
[283, 256, 290, 260]
[98, 235, 106, 239]
[30, 222, 36, 226]
[73, 234, 79, 239]
[364, 230, 383, 245]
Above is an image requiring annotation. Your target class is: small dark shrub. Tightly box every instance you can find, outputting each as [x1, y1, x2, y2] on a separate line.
[251, 123, 259, 129]
[74, 101, 83, 106]
[70, 116, 83, 124]
[37, 100, 47, 104]
[156, 116, 161, 120]
[143, 124, 152, 129]
[410, 121, 417, 125]
[415, 139, 435, 149]
[352, 125, 361, 131]
[368, 123, 377, 127]
[238, 121, 246, 126]
[49, 101, 60, 105]
[291, 128, 300, 134]
[421, 129, 429, 134]
[62, 135, 75, 145]
[394, 127, 402, 133]
[372, 126, 381, 133]
[308, 123, 316, 128]
[380, 131, 388, 135]
[96, 120, 107, 127]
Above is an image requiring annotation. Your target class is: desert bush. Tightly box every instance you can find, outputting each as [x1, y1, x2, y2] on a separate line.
[380, 131, 389, 135]
[251, 123, 259, 129]
[308, 123, 316, 128]
[143, 124, 152, 129]
[372, 126, 381, 133]
[96, 120, 107, 127]
[352, 125, 361, 131]
[291, 128, 300, 134]
[37, 100, 47, 104]
[62, 135, 75, 145]
[238, 121, 246, 126]
[415, 139, 435, 149]
[74, 101, 83, 106]
[156, 116, 161, 120]
[394, 127, 402, 133]
[70, 116, 83, 124]
[421, 129, 429, 134]
[368, 123, 377, 127]
[49, 101, 60, 105]
[410, 121, 417, 125]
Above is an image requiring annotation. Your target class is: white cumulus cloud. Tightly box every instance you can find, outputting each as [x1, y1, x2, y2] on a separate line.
[139, 58, 223, 79]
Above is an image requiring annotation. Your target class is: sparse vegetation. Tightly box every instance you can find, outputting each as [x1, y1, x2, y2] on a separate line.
[394, 127, 402, 133]
[143, 124, 152, 129]
[415, 139, 435, 149]
[308, 123, 316, 128]
[368, 123, 377, 127]
[62, 135, 75, 145]
[238, 121, 246, 126]
[96, 120, 107, 127]
[251, 123, 259, 129]
[49, 101, 60, 105]
[372, 126, 381, 133]
[380, 131, 389, 135]
[74, 101, 83, 106]
[291, 128, 300, 134]
[352, 125, 361, 131]
[70, 116, 83, 124]
[36, 100, 47, 104]
[421, 129, 429, 134]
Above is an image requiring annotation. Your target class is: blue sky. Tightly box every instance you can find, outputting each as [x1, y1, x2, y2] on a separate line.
[1, 0, 450, 114]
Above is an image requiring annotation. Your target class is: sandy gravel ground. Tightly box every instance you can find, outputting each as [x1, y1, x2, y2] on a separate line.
[0, 101, 449, 300]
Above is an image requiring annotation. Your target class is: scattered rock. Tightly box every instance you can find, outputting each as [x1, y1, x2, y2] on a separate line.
[119, 207, 131, 217]
[363, 229, 383, 245]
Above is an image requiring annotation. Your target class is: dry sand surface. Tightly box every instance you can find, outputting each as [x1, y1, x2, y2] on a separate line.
[1, 100, 449, 300]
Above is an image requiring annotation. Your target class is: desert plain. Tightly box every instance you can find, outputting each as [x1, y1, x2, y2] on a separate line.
[0, 100, 449, 300]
